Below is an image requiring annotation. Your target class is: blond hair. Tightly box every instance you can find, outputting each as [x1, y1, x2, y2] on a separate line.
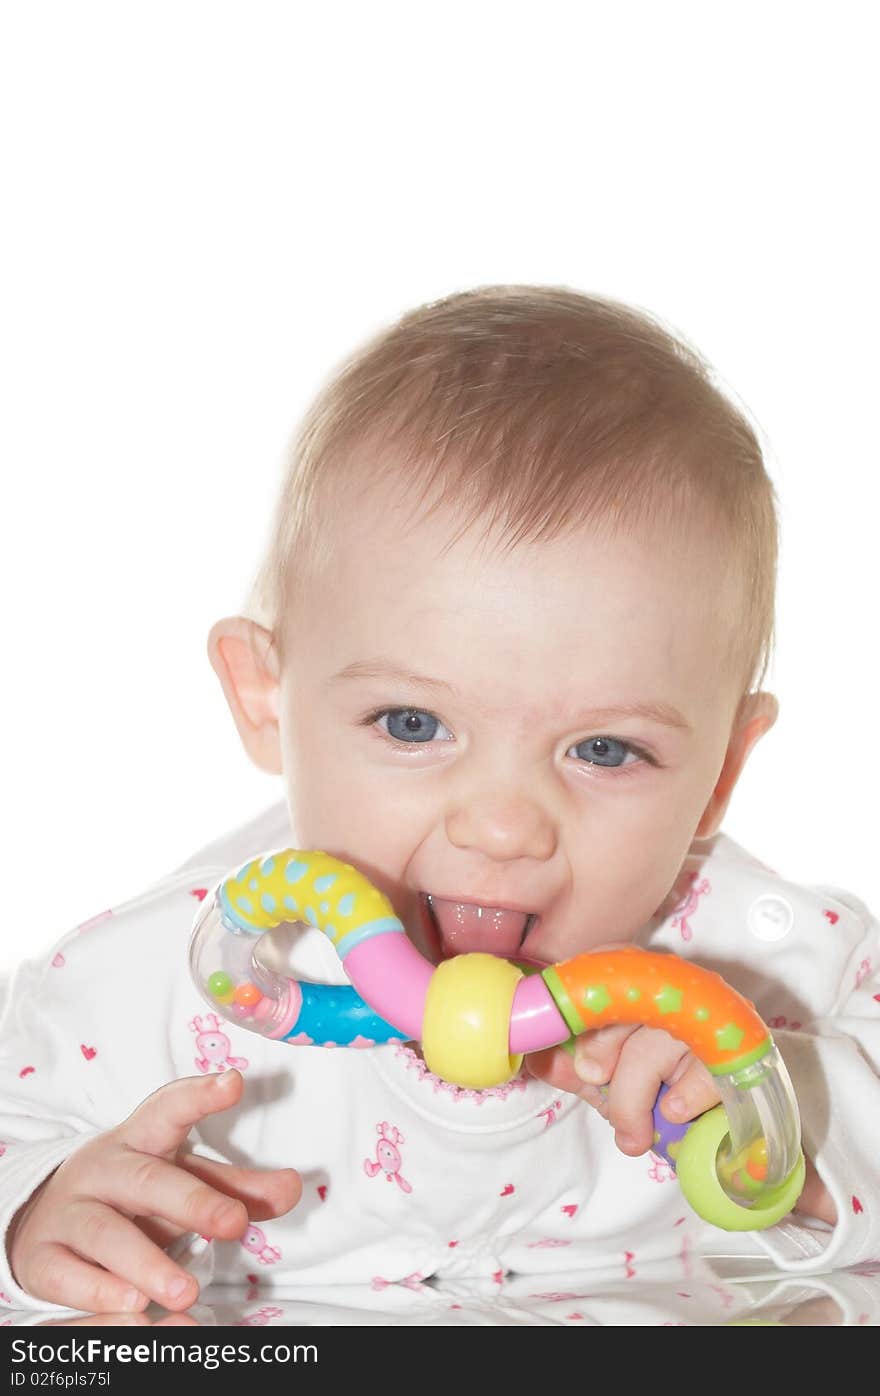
[245, 285, 778, 695]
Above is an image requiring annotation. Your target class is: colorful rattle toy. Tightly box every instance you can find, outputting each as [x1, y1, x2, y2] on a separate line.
[189, 848, 806, 1231]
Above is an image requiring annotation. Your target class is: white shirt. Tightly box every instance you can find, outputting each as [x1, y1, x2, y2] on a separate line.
[1, 801, 878, 1314]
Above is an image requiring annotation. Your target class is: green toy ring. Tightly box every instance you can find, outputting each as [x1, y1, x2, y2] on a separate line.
[675, 1104, 807, 1232]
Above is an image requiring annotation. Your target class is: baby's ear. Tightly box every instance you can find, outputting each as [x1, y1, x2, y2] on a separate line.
[207, 617, 282, 775]
[695, 691, 778, 840]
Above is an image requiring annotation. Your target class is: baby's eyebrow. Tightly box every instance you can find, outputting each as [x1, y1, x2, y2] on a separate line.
[327, 658, 692, 732]
[569, 702, 692, 733]
[328, 658, 458, 697]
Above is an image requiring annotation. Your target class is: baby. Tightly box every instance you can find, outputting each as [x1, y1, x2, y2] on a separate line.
[2, 286, 878, 1318]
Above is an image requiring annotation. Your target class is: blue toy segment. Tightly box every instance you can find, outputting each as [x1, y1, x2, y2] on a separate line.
[650, 1082, 691, 1169]
[334, 915, 405, 958]
[283, 982, 408, 1046]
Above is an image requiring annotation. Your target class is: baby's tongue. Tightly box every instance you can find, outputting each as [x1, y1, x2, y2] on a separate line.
[429, 897, 528, 958]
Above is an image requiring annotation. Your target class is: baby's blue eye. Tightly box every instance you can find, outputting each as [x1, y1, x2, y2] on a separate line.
[569, 736, 635, 767]
[380, 709, 449, 743]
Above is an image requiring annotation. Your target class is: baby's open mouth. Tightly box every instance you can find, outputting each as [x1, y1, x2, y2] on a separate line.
[419, 892, 539, 962]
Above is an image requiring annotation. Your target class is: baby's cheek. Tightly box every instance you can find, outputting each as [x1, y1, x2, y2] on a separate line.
[279, 735, 360, 840]
[564, 840, 694, 949]
[283, 758, 424, 913]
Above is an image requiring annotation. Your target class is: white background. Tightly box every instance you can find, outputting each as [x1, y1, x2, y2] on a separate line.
[1, 2, 877, 971]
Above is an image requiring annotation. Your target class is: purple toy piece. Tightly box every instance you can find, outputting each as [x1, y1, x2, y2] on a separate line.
[596, 1079, 691, 1170]
[650, 1082, 691, 1169]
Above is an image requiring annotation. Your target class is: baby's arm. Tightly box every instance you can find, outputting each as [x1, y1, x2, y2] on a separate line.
[0, 881, 300, 1314]
[754, 894, 880, 1270]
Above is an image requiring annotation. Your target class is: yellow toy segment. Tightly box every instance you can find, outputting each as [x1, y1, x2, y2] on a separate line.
[422, 953, 524, 1088]
[223, 848, 397, 951]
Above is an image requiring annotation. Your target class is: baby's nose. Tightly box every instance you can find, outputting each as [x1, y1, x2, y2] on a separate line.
[445, 789, 557, 862]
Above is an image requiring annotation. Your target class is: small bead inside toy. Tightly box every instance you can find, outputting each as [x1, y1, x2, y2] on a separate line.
[234, 982, 262, 1007]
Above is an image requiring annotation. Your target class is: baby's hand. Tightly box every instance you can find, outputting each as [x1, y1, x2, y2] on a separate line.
[527, 1024, 719, 1152]
[526, 940, 720, 1155]
[571, 1022, 719, 1155]
[7, 1070, 301, 1314]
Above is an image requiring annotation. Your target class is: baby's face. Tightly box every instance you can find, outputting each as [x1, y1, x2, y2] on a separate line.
[273, 477, 751, 967]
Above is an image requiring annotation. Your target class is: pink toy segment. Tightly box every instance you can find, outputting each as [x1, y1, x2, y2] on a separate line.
[345, 936, 433, 1040]
[266, 979, 301, 1040]
[509, 973, 569, 1054]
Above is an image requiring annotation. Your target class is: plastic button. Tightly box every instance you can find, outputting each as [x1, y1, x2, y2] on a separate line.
[747, 894, 794, 942]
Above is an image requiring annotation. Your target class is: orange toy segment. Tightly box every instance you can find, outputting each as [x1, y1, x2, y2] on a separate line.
[549, 948, 768, 1070]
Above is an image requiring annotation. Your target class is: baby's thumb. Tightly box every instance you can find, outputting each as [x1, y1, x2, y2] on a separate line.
[524, 1042, 582, 1096]
[118, 1069, 243, 1157]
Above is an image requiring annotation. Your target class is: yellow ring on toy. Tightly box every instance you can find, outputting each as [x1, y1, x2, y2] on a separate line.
[421, 953, 524, 1088]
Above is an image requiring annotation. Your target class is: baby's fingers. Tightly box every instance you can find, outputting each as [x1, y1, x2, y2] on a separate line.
[100, 1150, 249, 1241]
[605, 1029, 695, 1155]
[17, 1238, 150, 1316]
[524, 1044, 583, 1095]
[117, 1070, 244, 1158]
[573, 1023, 640, 1086]
[660, 1053, 720, 1126]
[59, 1199, 204, 1311]
[178, 1152, 302, 1222]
